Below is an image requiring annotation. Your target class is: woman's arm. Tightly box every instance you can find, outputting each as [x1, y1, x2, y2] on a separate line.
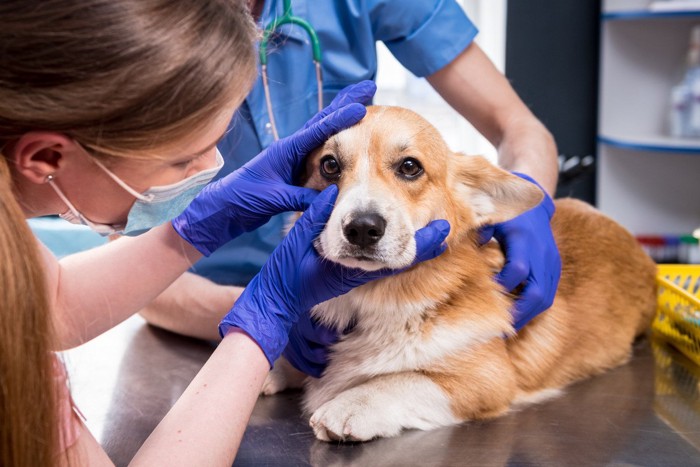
[427, 42, 558, 194]
[61, 329, 268, 466]
[43, 223, 203, 350]
[130, 328, 268, 466]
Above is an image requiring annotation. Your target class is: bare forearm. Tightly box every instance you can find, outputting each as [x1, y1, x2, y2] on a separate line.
[53, 223, 203, 349]
[130, 329, 269, 466]
[496, 117, 558, 195]
[139, 271, 243, 341]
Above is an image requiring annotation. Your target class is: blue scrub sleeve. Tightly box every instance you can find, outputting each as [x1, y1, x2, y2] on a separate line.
[369, 0, 478, 77]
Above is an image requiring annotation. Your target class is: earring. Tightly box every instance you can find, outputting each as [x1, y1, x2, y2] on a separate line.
[45, 174, 55, 183]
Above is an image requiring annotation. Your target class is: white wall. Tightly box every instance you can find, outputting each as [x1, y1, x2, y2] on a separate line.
[374, 0, 508, 162]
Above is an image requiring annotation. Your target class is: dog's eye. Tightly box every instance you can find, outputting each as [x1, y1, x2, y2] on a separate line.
[320, 155, 341, 180]
[397, 158, 423, 179]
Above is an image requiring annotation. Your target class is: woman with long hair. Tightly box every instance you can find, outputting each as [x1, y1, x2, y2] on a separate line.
[0, 0, 448, 465]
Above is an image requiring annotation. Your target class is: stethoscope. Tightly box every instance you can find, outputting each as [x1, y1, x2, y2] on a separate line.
[259, 0, 323, 141]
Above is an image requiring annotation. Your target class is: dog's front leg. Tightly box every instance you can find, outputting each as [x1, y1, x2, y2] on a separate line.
[309, 371, 459, 442]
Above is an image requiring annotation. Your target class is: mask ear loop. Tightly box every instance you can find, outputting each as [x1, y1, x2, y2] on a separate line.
[46, 174, 84, 218]
[45, 174, 119, 235]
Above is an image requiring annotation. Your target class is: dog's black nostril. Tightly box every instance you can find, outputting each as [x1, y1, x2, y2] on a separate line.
[344, 213, 386, 248]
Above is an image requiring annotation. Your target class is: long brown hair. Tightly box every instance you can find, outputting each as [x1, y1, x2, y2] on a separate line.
[0, 0, 257, 465]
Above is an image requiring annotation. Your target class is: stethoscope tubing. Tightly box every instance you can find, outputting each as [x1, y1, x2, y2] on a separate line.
[259, 0, 323, 141]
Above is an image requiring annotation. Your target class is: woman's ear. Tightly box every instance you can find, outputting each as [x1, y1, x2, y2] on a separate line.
[450, 153, 544, 227]
[5, 132, 77, 184]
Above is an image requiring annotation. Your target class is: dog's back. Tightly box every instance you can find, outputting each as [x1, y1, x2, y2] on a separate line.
[508, 198, 657, 393]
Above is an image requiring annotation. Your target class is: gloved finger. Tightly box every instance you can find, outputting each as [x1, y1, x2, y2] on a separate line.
[413, 219, 450, 264]
[548, 254, 563, 305]
[290, 185, 338, 239]
[268, 185, 320, 213]
[512, 279, 547, 331]
[495, 236, 530, 292]
[354, 219, 450, 284]
[303, 81, 376, 129]
[478, 225, 495, 245]
[288, 103, 367, 161]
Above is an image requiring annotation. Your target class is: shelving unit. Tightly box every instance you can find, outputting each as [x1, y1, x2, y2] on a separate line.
[598, 0, 700, 235]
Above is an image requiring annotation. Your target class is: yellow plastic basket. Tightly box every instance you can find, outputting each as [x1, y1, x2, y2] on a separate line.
[652, 265, 700, 366]
[652, 339, 700, 450]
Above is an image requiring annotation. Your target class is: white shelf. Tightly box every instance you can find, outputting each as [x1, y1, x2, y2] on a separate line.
[603, 9, 700, 20]
[599, 18, 699, 140]
[597, 145, 700, 235]
[650, 1, 700, 13]
[598, 0, 700, 235]
[599, 134, 700, 153]
[604, 0, 700, 15]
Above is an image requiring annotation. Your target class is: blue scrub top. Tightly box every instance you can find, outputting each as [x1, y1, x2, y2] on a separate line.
[191, 0, 478, 286]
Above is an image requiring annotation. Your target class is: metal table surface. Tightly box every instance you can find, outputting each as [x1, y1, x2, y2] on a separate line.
[63, 315, 700, 466]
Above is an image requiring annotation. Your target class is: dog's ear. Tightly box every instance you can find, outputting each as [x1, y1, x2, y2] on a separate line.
[450, 154, 544, 226]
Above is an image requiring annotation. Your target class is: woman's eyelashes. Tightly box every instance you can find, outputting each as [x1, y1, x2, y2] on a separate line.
[173, 151, 207, 168]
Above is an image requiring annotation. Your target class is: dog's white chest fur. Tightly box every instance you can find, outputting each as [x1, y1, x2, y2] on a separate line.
[303, 286, 503, 414]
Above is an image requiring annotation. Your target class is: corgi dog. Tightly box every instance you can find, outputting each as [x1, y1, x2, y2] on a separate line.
[263, 106, 657, 442]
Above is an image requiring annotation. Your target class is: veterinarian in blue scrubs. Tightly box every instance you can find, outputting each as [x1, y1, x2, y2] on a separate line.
[142, 0, 562, 376]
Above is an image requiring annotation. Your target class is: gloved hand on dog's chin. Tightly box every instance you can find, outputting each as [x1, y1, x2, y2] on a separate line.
[479, 172, 561, 331]
[171, 81, 377, 257]
[219, 185, 451, 367]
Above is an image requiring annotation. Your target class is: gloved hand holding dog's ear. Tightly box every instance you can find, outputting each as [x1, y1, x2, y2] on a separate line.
[219, 185, 451, 367]
[172, 81, 377, 257]
[479, 173, 561, 331]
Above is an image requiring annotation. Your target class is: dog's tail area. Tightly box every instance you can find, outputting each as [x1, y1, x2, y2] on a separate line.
[634, 250, 659, 337]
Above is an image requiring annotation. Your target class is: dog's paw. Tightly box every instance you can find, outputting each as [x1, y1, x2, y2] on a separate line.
[261, 369, 288, 396]
[261, 357, 307, 396]
[309, 390, 401, 442]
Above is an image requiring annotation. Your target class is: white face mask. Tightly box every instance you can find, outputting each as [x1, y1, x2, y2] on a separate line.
[47, 150, 224, 236]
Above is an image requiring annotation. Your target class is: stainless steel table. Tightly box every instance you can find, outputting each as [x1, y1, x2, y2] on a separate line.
[64, 316, 700, 466]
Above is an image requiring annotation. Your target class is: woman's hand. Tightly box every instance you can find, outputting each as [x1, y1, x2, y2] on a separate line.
[172, 81, 377, 257]
[219, 185, 450, 366]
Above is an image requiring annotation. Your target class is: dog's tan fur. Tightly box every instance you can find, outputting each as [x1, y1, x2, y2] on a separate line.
[264, 106, 657, 441]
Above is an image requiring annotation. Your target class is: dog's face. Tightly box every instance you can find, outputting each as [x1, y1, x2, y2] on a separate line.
[301, 106, 543, 271]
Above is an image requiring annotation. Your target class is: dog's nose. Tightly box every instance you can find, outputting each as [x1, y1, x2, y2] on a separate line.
[344, 213, 386, 248]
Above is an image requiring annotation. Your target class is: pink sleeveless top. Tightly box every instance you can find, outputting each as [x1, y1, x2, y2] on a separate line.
[53, 355, 84, 453]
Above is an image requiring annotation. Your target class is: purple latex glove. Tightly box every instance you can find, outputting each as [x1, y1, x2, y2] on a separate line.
[172, 82, 376, 257]
[302, 80, 376, 129]
[479, 173, 561, 331]
[282, 314, 338, 378]
[219, 185, 451, 366]
[279, 80, 377, 377]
